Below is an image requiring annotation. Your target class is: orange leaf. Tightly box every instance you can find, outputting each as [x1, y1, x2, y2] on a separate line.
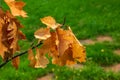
[4, 0, 27, 17]
[39, 32, 59, 57]
[12, 57, 20, 69]
[52, 27, 86, 65]
[56, 28, 73, 56]
[18, 30, 26, 40]
[35, 48, 49, 68]
[28, 49, 36, 67]
[0, 8, 26, 68]
[34, 28, 51, 40]
[41, 16, 61, 29]
[34, 16, 86, 67]
[0, 13, 8, 58]
[52, 47, 75, 66]
[68, 27, 86, 62]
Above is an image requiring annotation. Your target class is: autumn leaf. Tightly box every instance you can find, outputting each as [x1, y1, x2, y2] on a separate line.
[28, 49, 36, 67]
[18, 30, 26, 40]
[35, 48, 49, 68]
[52, 47, 76, 66]
[34, 27, 51, 40]
[56, 27, 73, 56]
[4, 0, 27, 17]
[34, 16, 86, 66]
[39, 32, 59, 57]
[12, 57, 20, 69]
[0, 9, 8, 58]
[52, 27, 86, 65]
[68, 27, 86, 62]
[41, 16, 61, 30]
[0, 8, 26, 68]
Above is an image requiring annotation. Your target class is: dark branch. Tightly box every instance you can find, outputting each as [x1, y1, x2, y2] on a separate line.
[62, 16, 66, 26]
[0, 42, 43, 68]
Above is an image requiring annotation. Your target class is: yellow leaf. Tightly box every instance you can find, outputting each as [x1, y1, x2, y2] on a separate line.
[41, 16, 61, 29]
[4, 0, 27, 17]
[68, 27, 86, 63]
[35, 48, 49, 68]
[52, 27, 86, 65]
[56, 27, 73, 56]
[34, 16, 86, 66]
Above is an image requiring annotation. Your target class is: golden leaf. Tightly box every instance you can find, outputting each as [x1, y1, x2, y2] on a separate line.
[68, 27, 86, 62]
[52, 27, 86, 65]
[52, 47, 75, 66]
[0, 13, 8, 58]
[35, 48, 49, 68]
[0, 8, 26, 68]
[34, 16, 86, 66]
[56, 28, 73, 56]
[4, 0, 27, 17]
[39, 32, 59, 57]
[41, 16, 61, 29]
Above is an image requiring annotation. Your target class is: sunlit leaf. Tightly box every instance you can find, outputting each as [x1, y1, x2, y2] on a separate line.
[35, 48, 49, 68]
[4, 0, 27, 17]
[41, 16, 61, 29]
[0, 8, 26, 68]
[34, 27, 51, 40]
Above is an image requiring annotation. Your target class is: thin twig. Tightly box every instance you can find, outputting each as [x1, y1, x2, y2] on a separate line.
[0, 42, 43, 68]
[62, 16, 66, 26]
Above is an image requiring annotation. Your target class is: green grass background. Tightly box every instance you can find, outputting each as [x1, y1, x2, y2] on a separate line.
[0, 0, 120, 80]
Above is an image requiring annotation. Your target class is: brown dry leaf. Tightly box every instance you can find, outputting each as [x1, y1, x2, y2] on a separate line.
[56, 27, 73, 56]
[72, 43, 86, 62]
[41, 16, 61, 29]
[52, 47, 76, 66]
[35, 48, 49, 68]
[0, 8, 26, 68]
[7, 22, 18, 52]
[49, 32, 59, 57]
[34, 16, 86, 66]
[12, 57, 20, 69]
[68, 27, 86, 62]
[0, 13, 8, 58]
[52, 27, 86, 65]
[4, 0, 27, 17]
[34, 27, 51, 40]
[34, 31, 58, 58]
[28, 49, 36, 67]
[18, 30, 26, 40]
[40, 32, 59, 57]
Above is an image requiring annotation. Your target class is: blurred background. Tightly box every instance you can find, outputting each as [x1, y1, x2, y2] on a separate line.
[0, 0, 120, 80]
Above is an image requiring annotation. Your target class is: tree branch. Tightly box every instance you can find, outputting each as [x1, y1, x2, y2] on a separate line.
[0, 42, 43, 68]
